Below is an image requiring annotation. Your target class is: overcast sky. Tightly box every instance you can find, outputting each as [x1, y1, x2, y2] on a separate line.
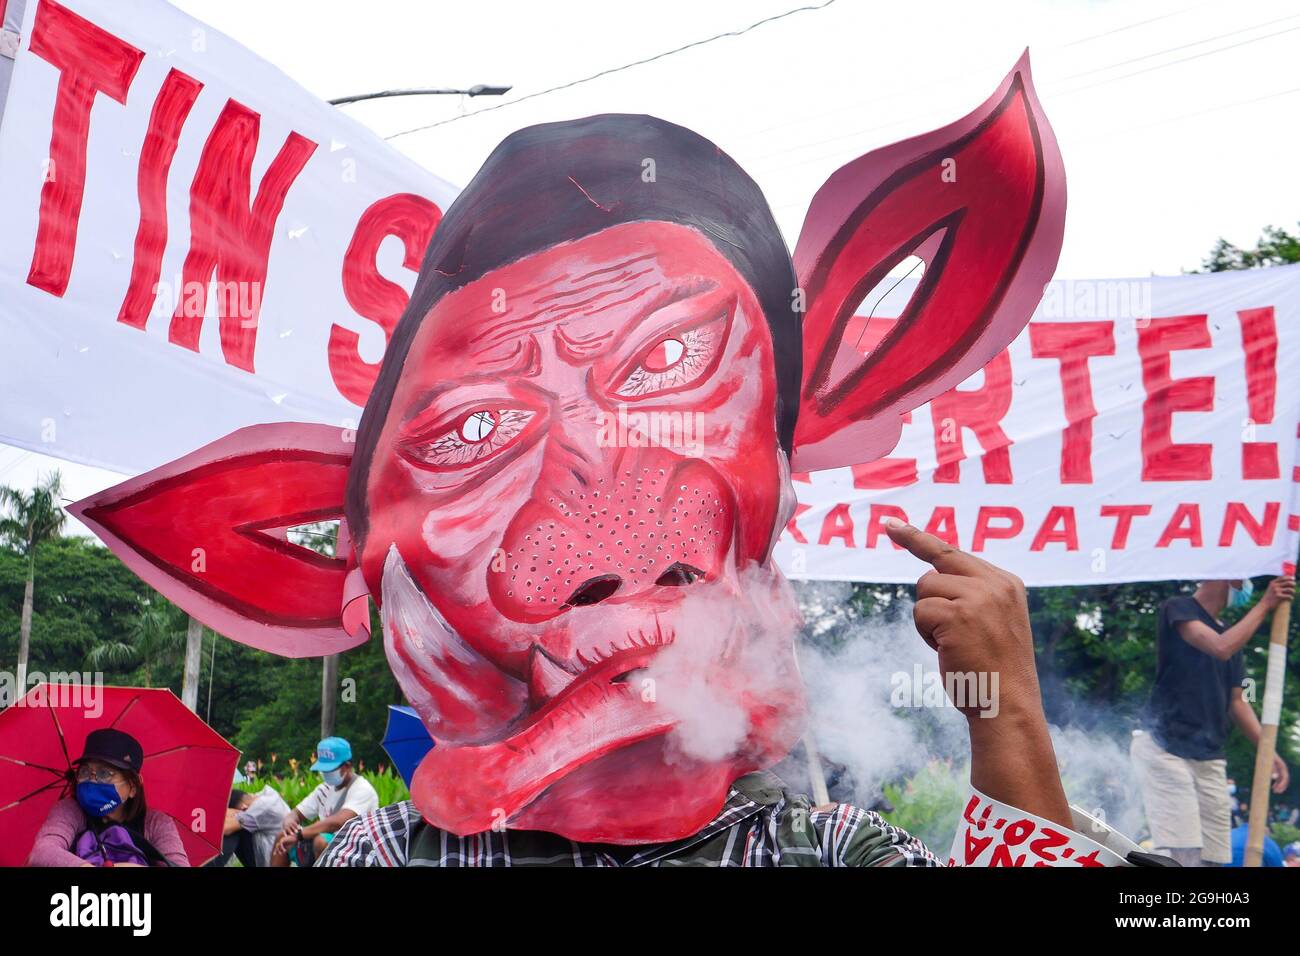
[4, 0, 1299, 516]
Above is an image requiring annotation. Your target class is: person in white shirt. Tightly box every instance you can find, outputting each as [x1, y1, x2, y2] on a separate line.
[272, 737, 378, 867]
[219, 785, 291, 867]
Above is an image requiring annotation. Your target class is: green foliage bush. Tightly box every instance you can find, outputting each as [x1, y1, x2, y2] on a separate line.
[1272, 821, 1300, 848]
[237, 768, 410, 808]
[881, 760, 967, 852]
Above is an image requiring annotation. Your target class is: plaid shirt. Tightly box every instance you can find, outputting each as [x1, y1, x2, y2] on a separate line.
[315, 771, 940, 867]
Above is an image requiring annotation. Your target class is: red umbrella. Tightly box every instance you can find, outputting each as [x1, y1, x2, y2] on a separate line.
[0, 683, 239, 866]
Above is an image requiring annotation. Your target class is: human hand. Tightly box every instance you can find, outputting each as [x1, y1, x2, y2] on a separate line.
[1261, 576, 1296, 611]
[884, 518, 1042, 724]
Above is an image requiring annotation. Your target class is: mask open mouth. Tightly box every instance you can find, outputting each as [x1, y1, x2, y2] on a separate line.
[381, 546, 683, 835]
[382, 542, 806, 841]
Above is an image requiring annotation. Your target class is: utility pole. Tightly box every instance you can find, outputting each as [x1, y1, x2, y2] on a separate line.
[181, 615, 204, 711]
[321, 654, 340, 738]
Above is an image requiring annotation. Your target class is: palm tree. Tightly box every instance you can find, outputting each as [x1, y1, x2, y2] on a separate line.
[1, 472, 66, 690]
[86, 602, 189, 687]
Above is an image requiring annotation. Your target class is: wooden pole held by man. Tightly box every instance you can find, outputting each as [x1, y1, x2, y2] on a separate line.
[1244, 585, 1292, 866]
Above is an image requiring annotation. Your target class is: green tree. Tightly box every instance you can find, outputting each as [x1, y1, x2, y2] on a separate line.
[227, 604, 400, 772]
[285, 520, 344, 738]
[1200, 222, 1300, 271]
[86, 600, 189, 687]
[0, 534, 150, 703]
[0, 471, 67, 689]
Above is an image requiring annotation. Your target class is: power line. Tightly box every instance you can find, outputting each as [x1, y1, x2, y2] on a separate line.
[748, 19, 1300, 177]
[1073, 82, 1300, 142]
[383, 0, 840, 140]
[731, 1, 1217, 145]
[1054, 11, 1300, 83]
[854, 257, 924, 350]
[1061, 1, 1214, 47]
[1053, 22, 1300, 97]
[765, 78, 1300, 222]
[0, 451, 32, 483]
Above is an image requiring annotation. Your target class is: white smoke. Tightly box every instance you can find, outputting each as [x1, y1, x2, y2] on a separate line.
[628, 572, 1147, 840]
[1047, 725, 1145, 840]
[793, 581, 1147, 839]
[637, 563, 804, 765]
[796, 581, 968, 804]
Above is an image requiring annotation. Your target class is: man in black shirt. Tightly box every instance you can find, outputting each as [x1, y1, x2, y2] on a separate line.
[1131, 576, 1294, 866]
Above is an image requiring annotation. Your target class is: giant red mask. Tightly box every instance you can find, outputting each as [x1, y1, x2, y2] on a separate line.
[360, 221, 804, 841]
[74, 57, 1065, 844]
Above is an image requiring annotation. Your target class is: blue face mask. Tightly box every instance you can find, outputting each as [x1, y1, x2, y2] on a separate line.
[322, 769, 343, 787]
[76, 781, 123, 818]
[1229, 580, 1254, 609]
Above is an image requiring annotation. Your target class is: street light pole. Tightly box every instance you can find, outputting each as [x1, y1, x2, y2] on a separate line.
[317, 81, 509, 736]
[328, 84, 511, 107]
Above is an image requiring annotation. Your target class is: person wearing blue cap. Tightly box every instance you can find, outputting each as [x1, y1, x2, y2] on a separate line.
[271, 737, 378, 867]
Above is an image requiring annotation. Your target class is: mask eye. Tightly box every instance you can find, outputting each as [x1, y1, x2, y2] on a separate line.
[615, 317, 725, 399]
[461, 411, 497, 442]
[643, 338, 685, 372]
[400, 408, 535, 469]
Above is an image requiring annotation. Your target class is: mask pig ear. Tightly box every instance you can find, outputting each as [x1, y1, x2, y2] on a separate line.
[791, 51, 1065, 472]
[69, 423, 365, 658]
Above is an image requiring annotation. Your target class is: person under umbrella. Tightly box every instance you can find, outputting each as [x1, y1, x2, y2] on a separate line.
[1, 684, 237, 866]
[28, 728, 187, 867]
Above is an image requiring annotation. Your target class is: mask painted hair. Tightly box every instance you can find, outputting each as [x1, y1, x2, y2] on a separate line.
[72, 55, 1065, 843]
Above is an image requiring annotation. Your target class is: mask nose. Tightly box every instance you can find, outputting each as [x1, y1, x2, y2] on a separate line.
[565, 574, 621, 607]
[489, 456, 733, 623]
[562, 562, 705, 608]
